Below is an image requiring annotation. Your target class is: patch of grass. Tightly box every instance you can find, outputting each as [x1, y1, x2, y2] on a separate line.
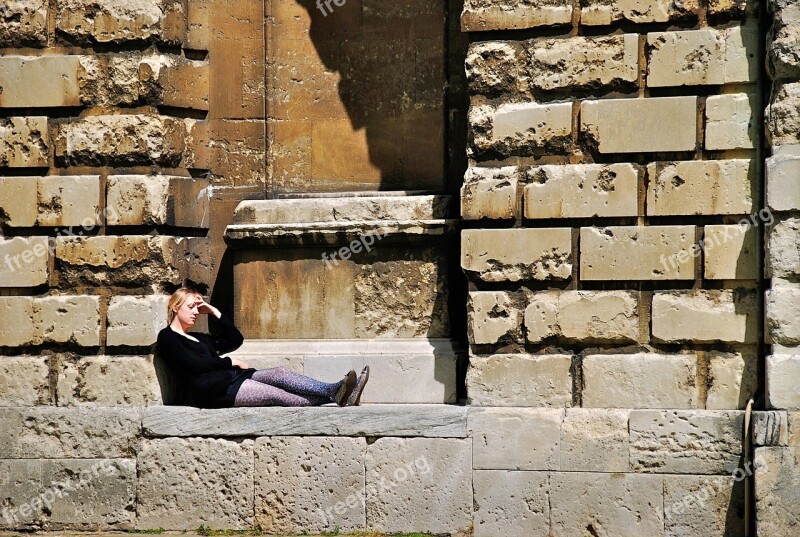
[196, 526, 264, 536]
[128, 531, 166, 535]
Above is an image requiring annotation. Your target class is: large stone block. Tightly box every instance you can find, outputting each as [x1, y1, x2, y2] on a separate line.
[0, 0, 47, 47]
[767, 155, 800, 212]
[137, 438, 254, 530]
[255, 437, 366, 533]
[630, 410, 744, 473]
[705, 93, 758, 150]
[0, 459, 44, 528]
[767, 354, 800, 410]
[581, 96, 697, 153]
[525, 163, 638, 218]
[707, 350, 758, 410]
[106, 295, 170, 347]
[56, 0, 183, 44]
[767, 217, 800, 278]
[581, 0, 698, 25]
[0, 356, 49, 406]
[767, 82, 800, 146]
[0, 237, 49, 287]
[106, 175, 210, 228]
[652, 289, 758, 344]
[56, 355, 161, 406]
[708, 0, 757, 16]
[365, 438, 472, 534]
[0, 117, 49, 167]
[462, 228, 572, 282]
[466, 42, 521, 97]
[663, 475, 745, 537]
[0, 295, 100, 347]
[560, 408, 629, 472]
[580, 225, 696, 280]
[755, 447, 800, 537]
[468, 291, 521, 345]
[767, 288, 800, 345]
[157, 59, 209, 110]
[583, 353, 698, 408]
[704, 225, 758, 280]
[0, 176, 101, 228]
[469, 102, 572, 156]
[0, 177, 37, 226]
[0, 56, 81, 107]
[462, 0, 572, 31]
[461, 166, 518, 220]
[469, 407, 563, 470]
[473, 470, 549, 537]
[0, 297, 36, 347]
[467, 354, 573, 407]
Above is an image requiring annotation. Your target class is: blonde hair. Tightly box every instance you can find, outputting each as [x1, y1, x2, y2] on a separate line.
[167, 288, 202, 325]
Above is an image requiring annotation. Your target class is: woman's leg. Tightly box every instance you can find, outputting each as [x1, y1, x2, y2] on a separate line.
[233, 379, 330, 407]
[250, 367, 342, 401]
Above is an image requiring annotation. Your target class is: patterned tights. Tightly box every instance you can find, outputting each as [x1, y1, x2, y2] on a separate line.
[233, 367, 343, 407]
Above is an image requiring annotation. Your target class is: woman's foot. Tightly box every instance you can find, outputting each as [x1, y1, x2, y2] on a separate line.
[335, 370, 358, 406]
[345, 366, 370, 406]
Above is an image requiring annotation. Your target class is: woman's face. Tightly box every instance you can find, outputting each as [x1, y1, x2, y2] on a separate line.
[173, 294, 202, 328]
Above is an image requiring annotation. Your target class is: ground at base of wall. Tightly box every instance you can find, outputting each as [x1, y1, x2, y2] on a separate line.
[0, 532, 453, 537]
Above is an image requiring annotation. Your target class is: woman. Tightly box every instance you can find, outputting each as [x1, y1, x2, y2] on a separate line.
[156, 288, 369, 408]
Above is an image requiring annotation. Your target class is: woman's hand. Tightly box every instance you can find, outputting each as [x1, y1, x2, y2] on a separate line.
[197, 300, 221, 318]
[231, 358, 250, 369]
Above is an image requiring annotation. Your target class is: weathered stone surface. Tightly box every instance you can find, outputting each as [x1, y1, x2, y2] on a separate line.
[0, 407, 140, 458]
[0, 0, 47, 47]
[663, 475, 745, 537]
[157, 59, 209, 110]
[0, 56, 81, 107]
[647, 160, 755, 216]
[549, 472, 664, 536]
[767, 155, 800, 212]
[469, 102, 572, 156]
[525, 163, 638, 218]
[525, 290, 639, 343]
[469, 407, 563, 470]
[755, 447, 800, 536]
[0, 175, 101, 228]
[106, 295, 170, 347]
[462, 228, 572, 282]
[580, 225, 695, 280]
[768, 2, 800, 80]
[767, 217, 800, 278]
[647, 26, 757, 87]
[630, 410, 744, 473]
[57, 355, 161, 406]
[473, 470, 549, 537]
[0, 237, 49, 287]
[106, 175, 210, 228]
[77, 53, 185, 107]
[560, 408, 629, 472]
[255, 437, 366, 533]
[56, 0, 182, 44]
[790, 411, 800, 447]
[55, 115, 185, 167]
[0, 295, 100, 347]
[467, 354, 573, 407]
[581, 0, 698, 25]
[466, 42, 521, 97]
[137, 438, 253, 530]
[652, 290, 758, 344]
[706, 93, 758, 150]
[0, 356, 49, 406]
[766, 288, 800, 345]
[708, 0, 757, 16]
[707, 350, 758, 410]
[0, 459, 45, 528]
[583, 353, 698, 408]
[752, 411, 789, 447]
[461, 166, 518, 220]
[704, 225, 758, 280]
[767, 354, 800, 409]
[462, 0, 572, 31]
[0, 177, 37, 226]
[581, 97, 697, 153]
[767, 82, 800, 146]
[0, 117, 49, 167]
[468, 291, 521, 345]
[0, 297, 35, 347]
[365, 438, 471, 534]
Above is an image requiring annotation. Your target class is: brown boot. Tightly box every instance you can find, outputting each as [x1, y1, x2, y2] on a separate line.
[345, 366, 370, 407]
[335, 370, 357, 406]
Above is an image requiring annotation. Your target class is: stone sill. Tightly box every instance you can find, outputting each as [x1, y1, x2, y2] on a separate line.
[231, 338, 467, 356]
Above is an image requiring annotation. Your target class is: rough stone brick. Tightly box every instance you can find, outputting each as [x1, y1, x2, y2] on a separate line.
[704, 224, 758, 280]
[469, 408, 563, 470]
[767, 155, 800, 212]
[583, 353, 699, 408]
[461, 0, 573, 31]
[0, 177, 37, 226]
[708, 0, 757, 16]
[106, 175, 210, 228]
[767, 288, 800, 345]
[0, 407, 140, 458]
[462, 228, 572, 282]
[107, 295, 170, 347]
[0, 237, 49, 287]
[663, 475, 745, 537]
[580, 225, 695, 280]
[136, 438, 254, 530]
[0, 297, 35, 347]
[705, 93, 758, 150]
[524, 34, 638, 92]
[653, 289, 758, 344]
[707, 350, 758, 410]
[461, 166, 518, 220]
[560, 409, 629, 472]
[549, 473, 664, 536]
[0, 175, 101, 228]
[581, 0, 699, 25]
[56, 0, 183, 45]
[524, 290, 639, 343]
[0, 356, 49, 406]
[365, 438, 472, 534]
[465, 42, 521, 96]
[630, 410, 744, 473]
[56, 355, 162, 406]
[77, 53, 181, 107]
[37, 295, 101, 346]
[755, 447, 800, 536]
[581, 96, 697, 153]
[185, 0, 210, 50]
[254, 437, 366, 533]
[468, 291, 521, 345]
[767, 354, 800, 409]
[473, 470, 549, 537]
[0, 56, 81, 108]
[768, 217, 800, 278]
[647, 26, 758, 87]
[467, 354, 573, 407]
[156, 59, 210, 110]
[0, 117, 49, 167]
[0, 0, 48, 47]
[768, 0, 800, 80]
[469, 102, 572, 156]
[55, 114, 185, 167]
[646, 160, 755, 216]
[752, 410, 789, 447]
[0, 460, 44, 528]
[525, 163, 638, 218]
[767, 82, 800, 147]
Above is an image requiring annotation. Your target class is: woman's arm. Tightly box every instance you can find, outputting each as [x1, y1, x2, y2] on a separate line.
[199, 302, 245, 355]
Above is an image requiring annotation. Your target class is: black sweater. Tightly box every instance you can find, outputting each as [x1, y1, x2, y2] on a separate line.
[156, 314, 255, 408]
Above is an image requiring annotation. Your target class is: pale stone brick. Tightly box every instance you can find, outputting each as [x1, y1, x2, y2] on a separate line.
[581, 96, 697, 153]
[461, 167, 518, 220]
[755, 447, 800, 536]
[707, 350, 758, 410]
[137, 438, 253, 530]
[462, 228, 572, 282]
[0, 117, 49, 167]
[767, 82, 800, 146]
[468, 291, 520, 345]
[524, 290, 639, 343]
[37, 295, 101, 346]
[0, 356, 49, 406]
[0, 237, 49, 287]
[0, 0, 48, 47]
[0, 176, 101, 228]
[469, 102, 572, 156]
[467, 354, 573, 407]
[767, 288, 800, 345]
[0, 297, 35, 347]
[664, 475, 745, 536]
[0, 460, 44, 528]
[647, 159, 755, 216]
[705, 93, 758, 150]
[466, 42, 520, 96]
[767, 354, 800, 409]
[580, 225, 695, 280]
[0, 56, 81, 108]
[768, 217, 800, 278]
[653, 289, 758, 344]
[106, 175, 210, 228]
[767, 155, 800, 212]
[550, 473, 664, 536]
[56, 0, 183, 44]
[0, 177, 37, 226]
[581, 0, 699, 25]
[630, 410, 744, 473]
[473, 470, 549, 537]
[583, 353, 699, 408]
[705, 224, 758, 280]
[708, 0, 757, 16]
[525, 163, 638, 218]
[751, 410, 789, 447]
[107, 295, 170, 347]
[461, 0, 572, 31]
[769, 13, 800, 81]
[469, 407, 563, 470]
[57, 355, 162, 406]
[560, 409, 629, 472]
[78, 53, 184, 107]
